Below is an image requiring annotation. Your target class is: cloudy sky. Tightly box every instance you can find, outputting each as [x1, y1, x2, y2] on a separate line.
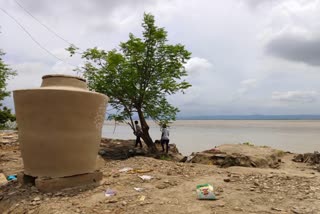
[1, 0, 320, 116]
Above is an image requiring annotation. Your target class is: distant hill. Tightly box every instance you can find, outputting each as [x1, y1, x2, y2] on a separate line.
[176, 115, 320, 120]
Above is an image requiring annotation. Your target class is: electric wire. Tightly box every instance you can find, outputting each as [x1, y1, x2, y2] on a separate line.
[0, 8, 76, 67]
[14, 0, 73, 46]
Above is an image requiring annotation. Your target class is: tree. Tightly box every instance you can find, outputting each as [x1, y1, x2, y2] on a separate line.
[0, 50, 16, 128]
[68, 13, 191, 152]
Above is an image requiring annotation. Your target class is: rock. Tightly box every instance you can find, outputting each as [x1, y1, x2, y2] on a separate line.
[30, 186, 39, 193]
[135, 149, 146, 156]
[215, 187, 224, 193]
[0, 173, 8, 186]
[32, 197, 41, 201]
[107, 199, 118, 203]
[46, 192, 53, 197]
[112, 173, 120, 178]
[291, 207, 304, 214]
[156, 183, 169, 189]
[271, 207, 283, 211]
[179, 156, 188, 162]
[233, 207, 243, 211]
[212, 202, 225, 208]
[223, 178, 231, 182]
[30, 201, 39, 206]
[98, 150, 107, 156]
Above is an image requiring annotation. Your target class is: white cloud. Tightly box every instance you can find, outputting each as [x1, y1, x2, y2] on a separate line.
[50, 61, 77, 76]
[7, 62, 48, 91]
[237, 78, 258, 94]
[185, 57, 213, 75]
[241, 0, 282, 9]
[272, 90, 318, 103]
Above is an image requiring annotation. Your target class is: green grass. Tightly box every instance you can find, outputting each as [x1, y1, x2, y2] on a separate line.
[242, 142, 254, 146]
[159, 155, 172, 161]
[276, 150, 286, 157]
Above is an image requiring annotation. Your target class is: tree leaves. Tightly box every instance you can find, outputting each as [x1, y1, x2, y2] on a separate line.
[67, 13, 192, 127]
[0, 50, 16, 127]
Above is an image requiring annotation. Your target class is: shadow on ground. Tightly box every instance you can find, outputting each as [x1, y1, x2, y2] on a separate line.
[99, 138, 148, 160]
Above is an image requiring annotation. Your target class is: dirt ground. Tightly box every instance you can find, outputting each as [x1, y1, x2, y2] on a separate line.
[1, 131, 320, 214]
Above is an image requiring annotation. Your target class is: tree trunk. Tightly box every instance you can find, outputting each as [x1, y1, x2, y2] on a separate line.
[137, 108, 158, 153]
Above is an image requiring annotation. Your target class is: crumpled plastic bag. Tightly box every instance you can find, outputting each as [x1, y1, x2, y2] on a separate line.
[119, 167, 133, 173]
[138, 175, 153, 180]
[196, 184, 216, 200]
[105, 189, 117, 197]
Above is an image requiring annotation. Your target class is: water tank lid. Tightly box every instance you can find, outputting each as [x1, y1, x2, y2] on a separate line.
[42, 74, 86, 83]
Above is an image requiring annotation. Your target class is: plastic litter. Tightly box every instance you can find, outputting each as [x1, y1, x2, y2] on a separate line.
[139, 195, 146, 201]
[105, 189, 117, 197]
[119, 167, 133, 173]
[128, 169, 153, 174]
[196, 184, 216, 200]
[134, 187, 144, 192]
[138, 175, 153, 180]
[7, 175, 17, 181]
[118, 167, 153, 174]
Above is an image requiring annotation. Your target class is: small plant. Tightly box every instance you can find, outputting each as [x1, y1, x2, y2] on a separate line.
[4, 120, 17, 130]
[276, 150, 286, 157]
[159, 155, 171, 161]
[243, 142, 254, 146]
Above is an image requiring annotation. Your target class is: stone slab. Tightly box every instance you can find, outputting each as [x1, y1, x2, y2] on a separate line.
[35, 171, 103, 192]
[0, 173, 8, 186]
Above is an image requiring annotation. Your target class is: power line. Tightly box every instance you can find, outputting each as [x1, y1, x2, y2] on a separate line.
[13, 0, 73, 46]
[0, 8, 76, 67]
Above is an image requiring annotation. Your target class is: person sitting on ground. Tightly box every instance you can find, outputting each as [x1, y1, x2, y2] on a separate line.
[161, 124, 170, 153]
[134, 120, 142, 148]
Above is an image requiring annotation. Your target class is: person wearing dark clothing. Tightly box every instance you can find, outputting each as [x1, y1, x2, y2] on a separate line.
[134, 120, 142, 148]
[161, 124, 170, 153]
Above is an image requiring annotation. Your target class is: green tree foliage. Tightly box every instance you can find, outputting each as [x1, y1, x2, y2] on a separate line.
[68, 13, 191, 151]
[0, 50, 16, 128]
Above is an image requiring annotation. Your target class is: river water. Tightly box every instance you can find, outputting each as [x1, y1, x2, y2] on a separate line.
[101, 120, 320, 155]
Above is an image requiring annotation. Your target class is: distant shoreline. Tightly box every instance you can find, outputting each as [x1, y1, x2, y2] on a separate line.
[176, 115, 320, 120]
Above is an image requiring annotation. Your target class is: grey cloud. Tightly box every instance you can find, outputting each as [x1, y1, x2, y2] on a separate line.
[19, 0, 158, 16]
[87, 20, 118, 33]
[272, 91, 318, 103]
[240, 0, 281, 8]
[266, 34, 320, 66]
[237, 78, 257, 95]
